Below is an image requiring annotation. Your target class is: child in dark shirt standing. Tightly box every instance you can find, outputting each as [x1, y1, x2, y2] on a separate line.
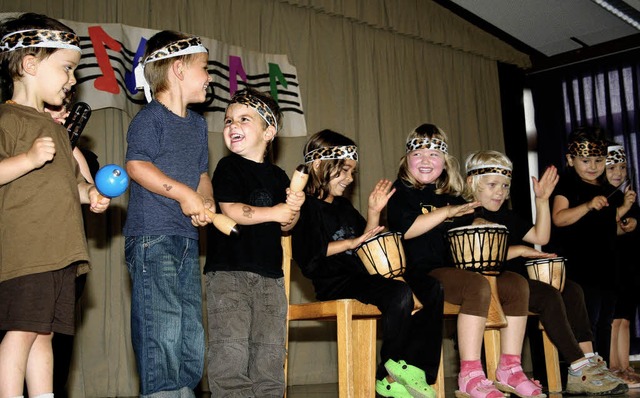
[204, 88, 304, 397]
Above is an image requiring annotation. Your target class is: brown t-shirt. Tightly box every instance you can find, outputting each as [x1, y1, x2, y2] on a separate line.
[0, 103, 90, 282]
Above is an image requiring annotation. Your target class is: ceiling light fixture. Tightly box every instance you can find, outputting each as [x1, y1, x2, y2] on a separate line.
[592, 0, 640, 30]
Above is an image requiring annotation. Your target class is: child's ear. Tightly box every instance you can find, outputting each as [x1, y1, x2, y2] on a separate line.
[312, 159, 321, 171]
[263, 125, 277, 142]
[172, 60, 185, 80]
[566, 154, 574, 167]
[466, 176, 473, 186]
[22, 55, 38, 76]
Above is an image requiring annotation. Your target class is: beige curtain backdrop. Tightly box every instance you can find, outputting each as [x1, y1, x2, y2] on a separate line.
[0, 0, 529, 395]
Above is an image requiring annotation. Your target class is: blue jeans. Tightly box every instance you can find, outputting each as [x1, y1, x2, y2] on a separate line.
[205, 271, 287, 398]
[125, 235, 205, 397]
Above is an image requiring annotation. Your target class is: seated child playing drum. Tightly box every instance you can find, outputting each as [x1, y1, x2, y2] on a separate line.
[463, 150, 627, 396]
[291, 129, 441, 398]
[386, 124, 543, 398]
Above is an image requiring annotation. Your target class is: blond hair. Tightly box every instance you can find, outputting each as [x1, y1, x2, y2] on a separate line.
[463, 150, 512, 201]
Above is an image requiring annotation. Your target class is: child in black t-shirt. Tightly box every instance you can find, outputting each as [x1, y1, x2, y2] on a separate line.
[292, 129, 439, 398]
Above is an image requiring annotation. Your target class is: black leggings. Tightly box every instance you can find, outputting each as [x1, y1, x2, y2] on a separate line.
[318, 272, 444, 383]
[528, 279, 591, 363]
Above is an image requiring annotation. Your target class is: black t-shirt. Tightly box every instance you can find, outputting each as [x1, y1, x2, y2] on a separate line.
[204, 154, 290, 278]
[547, 171, 618, 286]
[291, 195, 368, 297]
[387, 180, 469, 274]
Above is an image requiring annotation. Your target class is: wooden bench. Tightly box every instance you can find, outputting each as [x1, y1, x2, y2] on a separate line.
[282, 236, 561, 397]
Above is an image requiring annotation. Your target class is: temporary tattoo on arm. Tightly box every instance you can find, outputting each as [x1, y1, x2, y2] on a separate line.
[163, 183, 173, 191]
[242, 205, 254, 218]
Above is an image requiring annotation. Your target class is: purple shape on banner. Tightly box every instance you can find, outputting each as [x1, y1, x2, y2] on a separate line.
[229, 55, 247, 96]
[126, 38, 147, 94]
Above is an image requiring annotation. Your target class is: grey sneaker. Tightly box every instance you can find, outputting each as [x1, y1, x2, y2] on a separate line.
[588, 355, 628, 390]
[566, 362, 628, 395]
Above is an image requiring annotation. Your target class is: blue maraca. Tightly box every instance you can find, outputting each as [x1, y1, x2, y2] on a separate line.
[95, 164, 129, 198]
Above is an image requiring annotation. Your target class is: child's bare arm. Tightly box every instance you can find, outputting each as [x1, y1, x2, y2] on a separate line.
[77, 181, 110, 213]
[552, 194, 607, 227]
[219, 202, 297, 226]
[524, 167, 559, 245]
[73, 147, 94, 184]
[0, 137, 56, 185]
[326, 225, 384, 256]
[126, 159, 206, 217]
[403, 201, 480, 240]
[191, 172, 214, 226]
[281, 189, 306, 231]
[507, 245, 556, 260]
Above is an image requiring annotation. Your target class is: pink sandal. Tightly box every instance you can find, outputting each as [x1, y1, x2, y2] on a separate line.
[495, 365, 546, 398]
[455, 370, 505, 398]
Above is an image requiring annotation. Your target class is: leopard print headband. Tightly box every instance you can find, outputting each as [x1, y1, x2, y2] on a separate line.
[467, 165, 513, 179]
[0, 29, 80, 53]
[568, 140, 607, 158]
[607, 145, 627, 166]
[406, 138, 448, 154]
[230, 90, 278, 132]
[304, 145, 359, 164]
[134, 37, 208, 102]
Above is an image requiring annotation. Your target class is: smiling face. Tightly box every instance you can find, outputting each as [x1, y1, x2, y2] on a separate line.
[182, 52, 211, 104]
[407, 148, 445, 185]
[223, 103, 274, 162]
[606, 163, 627, 188]
[324, 159, 357, 202]
[567, 154, 605, 185]
[470, 174, 510, 211]
[33, 48, 80, 107]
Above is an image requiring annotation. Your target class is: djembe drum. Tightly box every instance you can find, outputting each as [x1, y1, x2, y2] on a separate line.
[526, 257, 566, 292]
[446, 224, 510, 327]
[446, 224, 509, 276]
[356, 232, 422, 309]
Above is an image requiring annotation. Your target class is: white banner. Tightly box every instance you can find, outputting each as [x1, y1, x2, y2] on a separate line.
[0, 14, 307, 136]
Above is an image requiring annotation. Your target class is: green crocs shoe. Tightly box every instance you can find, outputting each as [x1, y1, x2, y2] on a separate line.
[384, 359, 436, 398]
[376, 377, 413, 398]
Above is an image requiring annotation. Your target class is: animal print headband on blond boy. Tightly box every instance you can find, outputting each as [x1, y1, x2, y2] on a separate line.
[467, 165, 513, 179]
[134, 36, 208, 102]
[230, 90, 279, 132]
[607, 145, 627, 166]
[567, 140, 607, 158]
[304, 145, 359, 164]
[406, 138, 448, 154]
[0, 29, 80, 53]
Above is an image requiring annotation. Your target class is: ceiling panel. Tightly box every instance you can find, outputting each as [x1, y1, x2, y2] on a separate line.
[445, 0, 640, 57]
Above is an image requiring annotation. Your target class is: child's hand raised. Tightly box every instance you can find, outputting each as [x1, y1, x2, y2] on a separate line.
[368, 179, 396, 214]
[532, 165, 559, 200]
[27, 137, 56, 168]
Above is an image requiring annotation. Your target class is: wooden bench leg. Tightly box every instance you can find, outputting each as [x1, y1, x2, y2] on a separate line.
[352, 318, 377, 397]
[542, 329, 562, 393]
[435, 344, 446, 397]
[337, 300, 355, 398]
[484, 329, 501, 381]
